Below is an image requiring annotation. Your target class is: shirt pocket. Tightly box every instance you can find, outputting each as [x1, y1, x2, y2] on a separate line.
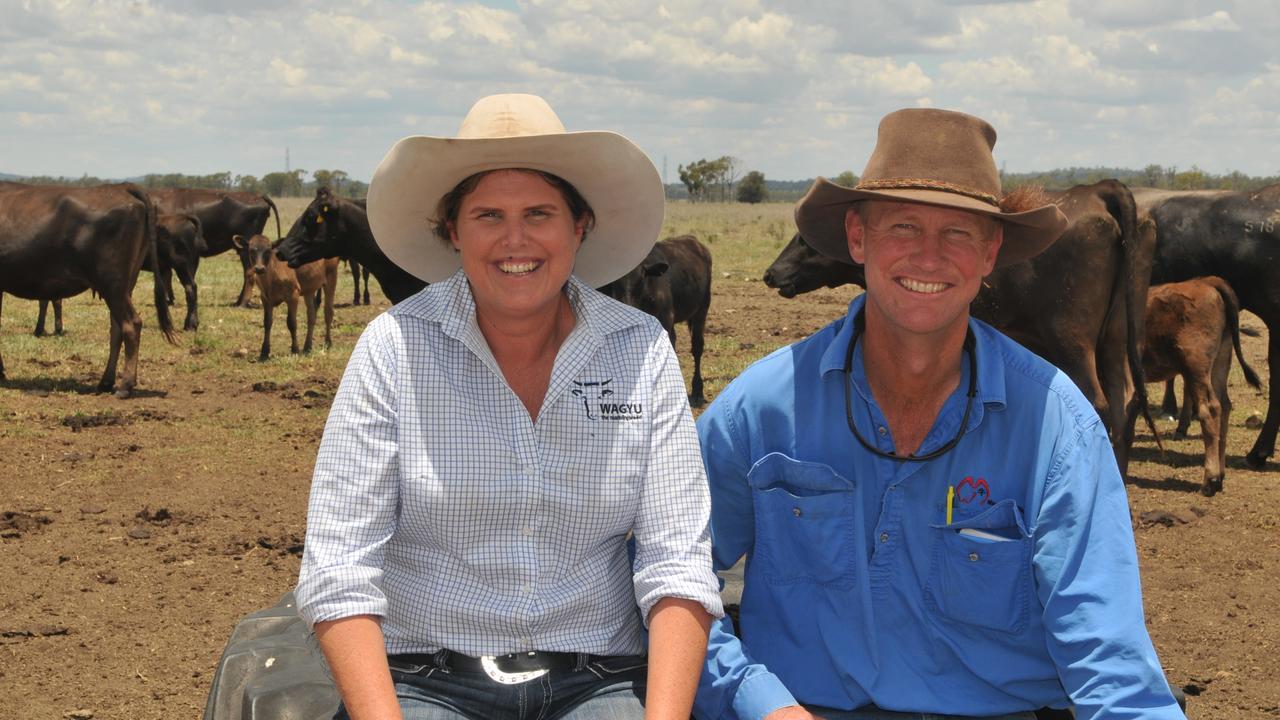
[747, 453, 858, 589]
[925, 498, 1033, 634]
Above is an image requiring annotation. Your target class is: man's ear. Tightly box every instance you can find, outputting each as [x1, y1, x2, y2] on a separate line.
[983, 223, 1004, 276]
[845, 208, 867, 264]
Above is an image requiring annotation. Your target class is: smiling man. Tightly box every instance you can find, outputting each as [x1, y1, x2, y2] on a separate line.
[693, 109, 1185, 720]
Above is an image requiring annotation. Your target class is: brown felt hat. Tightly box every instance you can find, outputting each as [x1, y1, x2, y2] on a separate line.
[795, 108, 1068, 268]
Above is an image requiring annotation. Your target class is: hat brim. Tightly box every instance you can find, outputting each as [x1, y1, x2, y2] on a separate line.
[367, 131, 664, 287]
[795, 177, 1068, 268]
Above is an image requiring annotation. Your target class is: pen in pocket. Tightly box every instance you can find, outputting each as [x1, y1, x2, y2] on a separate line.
[945, 484, 955, 525]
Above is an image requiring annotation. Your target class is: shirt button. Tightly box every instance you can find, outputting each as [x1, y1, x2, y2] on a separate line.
[877, 425, 887, 436]
[792, 507, 802, 517]
[521, 584, 532, 594]
[521, 527, 534, 537]
[969, 552, 980, 562]
[879, 532, 889, 543]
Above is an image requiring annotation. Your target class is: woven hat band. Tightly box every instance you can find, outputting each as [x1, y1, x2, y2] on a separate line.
[854, 178, 1000, 208]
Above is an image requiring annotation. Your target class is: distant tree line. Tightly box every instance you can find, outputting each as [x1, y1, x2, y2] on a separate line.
[10, 170, 369, 198]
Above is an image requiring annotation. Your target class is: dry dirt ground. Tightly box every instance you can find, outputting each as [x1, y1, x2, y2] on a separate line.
[3, 228, 1280, 718]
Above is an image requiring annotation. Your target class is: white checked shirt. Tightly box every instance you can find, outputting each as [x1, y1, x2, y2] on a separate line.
[295, 270, 723, 656]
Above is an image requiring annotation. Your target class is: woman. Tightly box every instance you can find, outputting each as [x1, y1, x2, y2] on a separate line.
[295, 94, 722, 720]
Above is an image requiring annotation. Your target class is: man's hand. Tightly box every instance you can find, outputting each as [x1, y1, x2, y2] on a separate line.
[764, 705, 824, 720]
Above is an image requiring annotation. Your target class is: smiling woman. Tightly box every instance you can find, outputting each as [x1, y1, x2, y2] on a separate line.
[294, 94, 723, 720]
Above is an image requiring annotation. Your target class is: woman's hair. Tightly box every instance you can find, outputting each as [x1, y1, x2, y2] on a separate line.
[431, 169, 597, 245]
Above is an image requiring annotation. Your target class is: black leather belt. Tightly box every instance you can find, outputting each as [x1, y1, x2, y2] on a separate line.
[389, 650, 594, 684]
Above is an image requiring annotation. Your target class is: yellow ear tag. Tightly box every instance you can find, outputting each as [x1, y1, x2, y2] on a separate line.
[315, 216, 324, 224]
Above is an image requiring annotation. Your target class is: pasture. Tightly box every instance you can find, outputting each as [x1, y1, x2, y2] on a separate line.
[1, 199, 1278, 718]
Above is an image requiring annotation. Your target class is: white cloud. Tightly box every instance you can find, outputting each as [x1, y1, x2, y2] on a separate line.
[0, 0, 1277, 182]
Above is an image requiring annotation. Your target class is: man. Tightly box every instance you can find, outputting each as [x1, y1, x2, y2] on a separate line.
[693, 109, 1184, 720]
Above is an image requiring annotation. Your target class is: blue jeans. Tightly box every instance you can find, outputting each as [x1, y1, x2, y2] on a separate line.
[335, 655, 647, 720]
[806, 705, 1038, 720]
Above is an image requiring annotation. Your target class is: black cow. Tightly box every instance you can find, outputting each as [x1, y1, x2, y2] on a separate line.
[599, 235, 712, 406]
[0, 182, 177, 397]
[149, 188, 281, 308]
[346, 258, 371, 305]
[1133, 184, 1280, 469]
[150, 213, 206, 331]
[274, 187, 425, 304]
[764, 180, 1154, 473]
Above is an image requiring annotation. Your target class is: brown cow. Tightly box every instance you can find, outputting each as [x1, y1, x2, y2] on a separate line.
[233, 234, 337, 361]
[1140, 277, 1262, 496]
[0, 181, 176, 397]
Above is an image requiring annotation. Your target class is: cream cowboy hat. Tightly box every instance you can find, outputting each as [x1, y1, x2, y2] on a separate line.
[795, 108, 1068, 268]
[366, 93, 664, 287]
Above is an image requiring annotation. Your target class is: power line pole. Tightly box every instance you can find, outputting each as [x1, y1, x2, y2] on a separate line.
[286, 147, 291, 174]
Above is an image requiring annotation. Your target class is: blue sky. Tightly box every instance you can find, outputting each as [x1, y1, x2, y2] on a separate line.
[1, 0, 1277, 183]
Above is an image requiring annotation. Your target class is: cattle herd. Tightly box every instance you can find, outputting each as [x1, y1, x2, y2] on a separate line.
[2, 179, 1279, 495]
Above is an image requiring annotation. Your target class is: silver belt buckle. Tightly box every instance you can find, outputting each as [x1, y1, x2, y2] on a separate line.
[480, 654, 550, 684]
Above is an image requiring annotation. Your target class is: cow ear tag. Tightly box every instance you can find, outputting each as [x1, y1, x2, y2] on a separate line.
[315, 215, 324, 224]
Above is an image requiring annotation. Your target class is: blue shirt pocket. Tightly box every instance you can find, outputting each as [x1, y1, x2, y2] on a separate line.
[925, 499, 1033, 634]
[747, 453, 858, 589]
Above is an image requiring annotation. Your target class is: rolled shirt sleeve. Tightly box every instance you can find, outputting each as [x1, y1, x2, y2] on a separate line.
[631, 334, 725, 624]
[1033, 419, 1185, 719]
[694, 393, 798, 720]
[295, 314, 403, 627]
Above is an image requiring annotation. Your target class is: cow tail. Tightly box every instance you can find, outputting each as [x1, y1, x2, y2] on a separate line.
[262, 195, 282, 239]
[1210, 276, 1263, 389]
[1103, 179, 1161, 450]
[126, 184, 178, 344]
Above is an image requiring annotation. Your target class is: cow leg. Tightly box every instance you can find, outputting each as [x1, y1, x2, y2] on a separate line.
[34, 300, 49, 337]
[349, 260, 361, 306]
[259, 301, 273, 361]
[1161, 379, 1178, 419]
[287, 296, 300, 355]
[179, 268, 199, 331]
[324, 265, 337, 348]
[0, 293, 6, 380]
[302, 292, 317, 354]
[688, 308, 708, 408]
[1245, 328, 1280, 469]
[53, 300, 63, 335]
[362, 268, 371, 305]
[1191, 373, 1224, 496]
[162, 266, 176, 305]
[100, 292, 142, 398]
[1175, 383, 1193, 438]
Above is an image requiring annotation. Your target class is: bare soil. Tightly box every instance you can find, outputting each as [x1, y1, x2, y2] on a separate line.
[2, 257, 1278, 719]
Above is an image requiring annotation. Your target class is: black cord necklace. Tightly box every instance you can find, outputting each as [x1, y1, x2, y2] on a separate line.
[843, 314, 978, 462]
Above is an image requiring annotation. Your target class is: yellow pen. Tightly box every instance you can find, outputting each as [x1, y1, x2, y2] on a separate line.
[946, 485, 955, 525]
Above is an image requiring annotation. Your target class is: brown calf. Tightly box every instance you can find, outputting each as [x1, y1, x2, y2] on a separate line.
[232, 234, 337, 361]
[1142, 276, 1262, 495]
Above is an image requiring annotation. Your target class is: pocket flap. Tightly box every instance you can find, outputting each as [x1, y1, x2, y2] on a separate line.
[747, 452, 854, 494]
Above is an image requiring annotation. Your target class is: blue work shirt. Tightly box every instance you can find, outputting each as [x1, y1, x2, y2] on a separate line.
[694, 295, 1183, 720]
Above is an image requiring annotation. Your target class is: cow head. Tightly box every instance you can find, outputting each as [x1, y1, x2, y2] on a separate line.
[276, 187, 339, 268]
[570, 379, 614, 420]
[599, 246, 670, 309]
[234, 234, 275, 275]
[763, 233, 865, 298]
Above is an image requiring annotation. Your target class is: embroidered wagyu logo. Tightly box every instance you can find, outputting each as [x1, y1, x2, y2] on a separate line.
[572, 379, 613, 420]
[956, 476, 991, 505]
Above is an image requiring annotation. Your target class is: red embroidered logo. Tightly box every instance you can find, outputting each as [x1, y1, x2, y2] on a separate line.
[955, 476, 990, 504]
